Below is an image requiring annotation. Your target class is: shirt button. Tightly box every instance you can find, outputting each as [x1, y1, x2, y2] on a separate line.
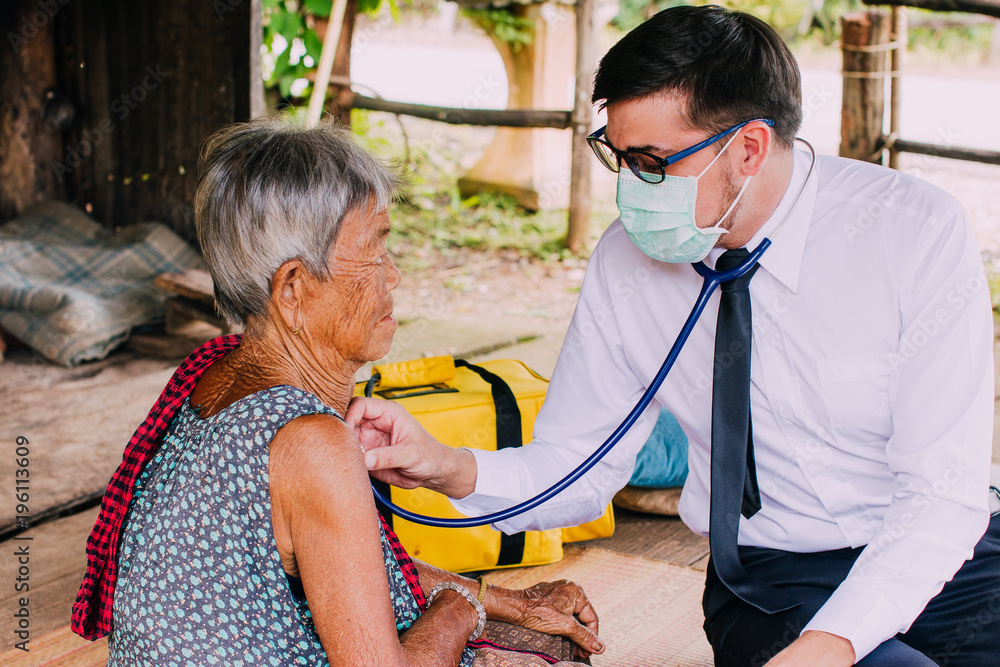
[779, 406, 794, 420]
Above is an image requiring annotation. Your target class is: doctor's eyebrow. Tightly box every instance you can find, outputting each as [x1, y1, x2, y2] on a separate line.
[627, 143, 674, 156]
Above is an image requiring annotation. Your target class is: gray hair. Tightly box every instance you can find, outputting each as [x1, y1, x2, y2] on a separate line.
[194, 116, 400, 327]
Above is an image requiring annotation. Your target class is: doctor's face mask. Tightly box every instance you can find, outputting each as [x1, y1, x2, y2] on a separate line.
[616, 127, 754, 264]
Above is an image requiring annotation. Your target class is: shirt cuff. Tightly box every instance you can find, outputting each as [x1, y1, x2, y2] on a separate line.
[449, 448, 522, 516]
[802, 584, 905, 661]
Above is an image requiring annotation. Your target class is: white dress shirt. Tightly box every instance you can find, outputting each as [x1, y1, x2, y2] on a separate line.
[451, 147, 995, 660]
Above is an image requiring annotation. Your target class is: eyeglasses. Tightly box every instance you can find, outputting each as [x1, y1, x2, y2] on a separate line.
[587, 118, 775, 184]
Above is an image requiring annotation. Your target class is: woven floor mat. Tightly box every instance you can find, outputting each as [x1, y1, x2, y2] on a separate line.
[3, 546, 714, 666]
[485, 545, 715, 667]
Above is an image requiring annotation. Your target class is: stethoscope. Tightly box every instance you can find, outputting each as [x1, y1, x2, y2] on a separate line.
[372, 139, 817, 528]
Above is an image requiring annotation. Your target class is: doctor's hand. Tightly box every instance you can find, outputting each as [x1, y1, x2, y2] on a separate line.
[764, 631, 855, 667]
[345, 396, 478, 499]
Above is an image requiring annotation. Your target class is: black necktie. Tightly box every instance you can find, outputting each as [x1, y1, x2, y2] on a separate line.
[709, 249, 799, 614]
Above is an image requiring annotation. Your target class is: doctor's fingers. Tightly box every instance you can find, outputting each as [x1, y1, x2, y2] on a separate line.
[367, 465, 426, 490]
[345, 396, 401, 429]
[364, 441, 438, 478]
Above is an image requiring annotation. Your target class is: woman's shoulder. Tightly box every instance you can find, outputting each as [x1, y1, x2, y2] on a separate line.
[269, 407, 362, 480]
[268, 404, 373, 544]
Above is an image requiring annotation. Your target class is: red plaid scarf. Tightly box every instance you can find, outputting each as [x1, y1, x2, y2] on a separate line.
[72, 335, 426, 640]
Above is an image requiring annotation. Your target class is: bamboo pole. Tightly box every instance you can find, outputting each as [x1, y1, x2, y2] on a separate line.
[306, 0, 350, 127]
[348, 94, 573, 128]
[891, 139, 1000, 165]
[567, 0, 595, 254]
[888, 7, 907, 169]
[840, 10, 890, 163]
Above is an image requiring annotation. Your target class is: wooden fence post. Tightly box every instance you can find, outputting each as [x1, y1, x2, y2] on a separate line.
[840, 10, 890, 163]
[566, 0, 594, 254]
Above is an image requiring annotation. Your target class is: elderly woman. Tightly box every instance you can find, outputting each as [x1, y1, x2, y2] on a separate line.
[98, 118, 603, 666]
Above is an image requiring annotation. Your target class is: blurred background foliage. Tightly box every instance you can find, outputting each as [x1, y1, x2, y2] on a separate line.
[260, 0, 997, 258]
[262, 0, 400, 100]
[612, 0, 999, 53]
[263, 0, 999, 104]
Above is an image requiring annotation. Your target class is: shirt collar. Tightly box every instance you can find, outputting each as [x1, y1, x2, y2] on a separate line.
[707, 144, 817, 293]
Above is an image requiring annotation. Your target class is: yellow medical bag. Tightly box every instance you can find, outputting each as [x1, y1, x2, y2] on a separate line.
[355, 355, 614, 573]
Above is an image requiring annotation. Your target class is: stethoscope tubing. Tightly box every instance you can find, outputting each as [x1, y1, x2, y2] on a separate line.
[370, 240, 772, 528]
[371, 139, 815, 528]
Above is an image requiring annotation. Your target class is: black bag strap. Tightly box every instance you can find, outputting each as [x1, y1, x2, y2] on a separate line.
[369, 359, 527, 567]
[453, 360, 522, 451]
[454, 360, 526, 567]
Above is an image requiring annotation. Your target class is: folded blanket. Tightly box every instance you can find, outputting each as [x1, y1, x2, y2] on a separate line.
[0, 201, 203, 365]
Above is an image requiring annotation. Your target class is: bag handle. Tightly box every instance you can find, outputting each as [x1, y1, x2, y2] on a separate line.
[367, 356, 456, 394]
[453, 360, 522, 451]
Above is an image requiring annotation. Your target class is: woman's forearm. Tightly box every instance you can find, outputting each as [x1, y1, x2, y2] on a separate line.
[399, 590, 478, 667]
[413, 560, 529, 625]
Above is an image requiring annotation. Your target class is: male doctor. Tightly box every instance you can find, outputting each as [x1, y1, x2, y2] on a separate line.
[348, 6, 1000, 665]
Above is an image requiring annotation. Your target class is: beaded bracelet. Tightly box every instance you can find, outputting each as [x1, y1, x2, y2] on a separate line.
[426, 581, 487, 642]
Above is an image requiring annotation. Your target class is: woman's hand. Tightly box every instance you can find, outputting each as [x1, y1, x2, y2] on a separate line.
[487, 580, 604, 659]
[765, 631, 855, 666]
[345, 396, 477, 498]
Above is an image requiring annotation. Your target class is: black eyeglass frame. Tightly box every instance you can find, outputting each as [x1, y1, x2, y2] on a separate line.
[587, 118, 775, 184]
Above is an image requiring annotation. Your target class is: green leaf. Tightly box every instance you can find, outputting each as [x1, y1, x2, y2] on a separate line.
[303, 28, 323, 59]
[269, 48, 293, 84]
[303, 0, 333, 17]
[357, 0, 383, 14]
[279, 73, 298, 98]
[273, 10, 303, 44]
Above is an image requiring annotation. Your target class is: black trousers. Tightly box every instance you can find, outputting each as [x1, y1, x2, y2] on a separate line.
[703, 513, 1000, 667]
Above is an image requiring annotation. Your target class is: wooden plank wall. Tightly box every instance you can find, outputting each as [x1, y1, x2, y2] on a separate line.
[0, 0, 67, 222]
[49, 0, 264, 243]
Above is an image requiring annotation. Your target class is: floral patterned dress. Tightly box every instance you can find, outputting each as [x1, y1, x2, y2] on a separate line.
[107, 386, 466, 665]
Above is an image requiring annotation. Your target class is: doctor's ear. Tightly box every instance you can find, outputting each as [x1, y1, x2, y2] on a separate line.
[736, 122, 773, 177]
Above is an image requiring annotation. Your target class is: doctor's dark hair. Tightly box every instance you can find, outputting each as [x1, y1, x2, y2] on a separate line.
[592, 5, 802, 148]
